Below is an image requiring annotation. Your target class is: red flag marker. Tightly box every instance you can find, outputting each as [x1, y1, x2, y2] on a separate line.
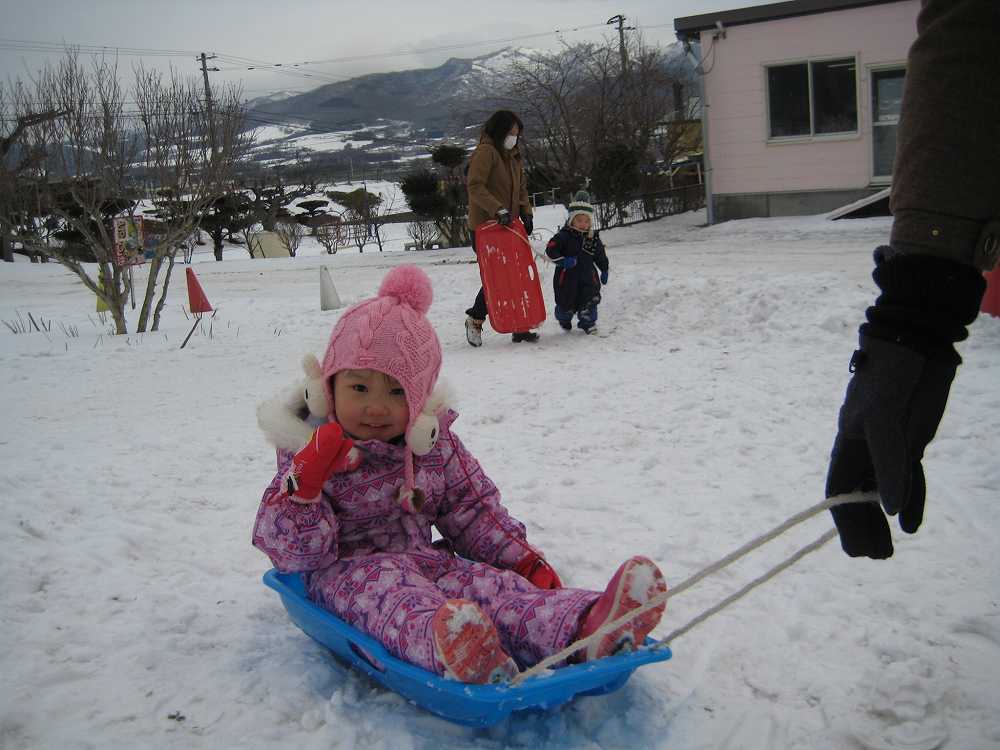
[181, 268, 214, 349]
[186, 267, 213, 314]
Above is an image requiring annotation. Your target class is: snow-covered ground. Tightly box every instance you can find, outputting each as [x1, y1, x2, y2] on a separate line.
[249, 121, 410, 165]
[2, 208, 999, 750]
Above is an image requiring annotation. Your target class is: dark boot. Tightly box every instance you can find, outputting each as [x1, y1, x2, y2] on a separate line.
[465, 317, 484, 347]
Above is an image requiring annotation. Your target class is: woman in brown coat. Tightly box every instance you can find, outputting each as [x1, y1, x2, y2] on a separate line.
[464, 110, 537, 346]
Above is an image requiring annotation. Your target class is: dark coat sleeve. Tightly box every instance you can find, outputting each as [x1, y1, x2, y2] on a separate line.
[593, 233, 609, 274]
[545, 230, 570, 262]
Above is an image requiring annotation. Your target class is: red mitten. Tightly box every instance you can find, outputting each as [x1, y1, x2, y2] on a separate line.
[513, 551, 563, 589]
[285, 423, 360, 503]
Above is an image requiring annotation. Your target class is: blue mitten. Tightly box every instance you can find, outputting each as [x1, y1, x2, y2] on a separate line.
[600, 270, 609, 285]
[559, 256, 578, 269]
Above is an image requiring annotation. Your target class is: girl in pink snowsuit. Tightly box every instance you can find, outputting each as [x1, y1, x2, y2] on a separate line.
[253, 265, 667, 683]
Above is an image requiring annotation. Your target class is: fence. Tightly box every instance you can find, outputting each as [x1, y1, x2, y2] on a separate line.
[594, 182, 705, 230]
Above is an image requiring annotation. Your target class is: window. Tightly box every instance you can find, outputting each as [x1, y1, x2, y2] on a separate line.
[767, 58, 858, 139]
[872, 67, 905, 178]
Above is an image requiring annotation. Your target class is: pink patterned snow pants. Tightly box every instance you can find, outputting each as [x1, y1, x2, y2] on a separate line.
[308, 551, 600, 674]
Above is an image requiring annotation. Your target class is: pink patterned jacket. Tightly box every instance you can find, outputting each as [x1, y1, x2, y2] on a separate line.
[252, 410, 534, 582]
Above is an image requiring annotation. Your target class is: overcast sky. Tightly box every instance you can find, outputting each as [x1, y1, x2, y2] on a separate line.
[1, 0, 749, 98]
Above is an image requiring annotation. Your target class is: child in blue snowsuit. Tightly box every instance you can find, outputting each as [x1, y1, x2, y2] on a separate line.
[545, 191, 609, 334]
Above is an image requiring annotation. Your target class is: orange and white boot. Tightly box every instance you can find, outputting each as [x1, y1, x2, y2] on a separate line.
[431, 599, 519, 684]
[576, 556, 668, 662]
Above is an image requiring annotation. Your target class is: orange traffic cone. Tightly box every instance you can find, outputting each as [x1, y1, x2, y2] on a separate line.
[185, 267, 213, 314]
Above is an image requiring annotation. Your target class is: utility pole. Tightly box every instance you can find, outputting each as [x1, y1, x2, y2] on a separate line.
[198, 53, 219, 158]
[606, 14, 631, 79]
[606, 14, 636, 140]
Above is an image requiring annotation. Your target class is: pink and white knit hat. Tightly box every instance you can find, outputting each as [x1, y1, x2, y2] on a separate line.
[321, 265, 443, 512]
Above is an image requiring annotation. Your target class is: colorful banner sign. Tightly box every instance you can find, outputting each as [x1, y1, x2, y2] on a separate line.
[113, 216, 145, 266]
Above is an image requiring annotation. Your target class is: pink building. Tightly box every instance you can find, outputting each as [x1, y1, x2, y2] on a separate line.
[674, 0, 919, 223]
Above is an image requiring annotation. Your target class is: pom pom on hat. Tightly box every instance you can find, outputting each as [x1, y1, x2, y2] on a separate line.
[378, 265, 433, 314]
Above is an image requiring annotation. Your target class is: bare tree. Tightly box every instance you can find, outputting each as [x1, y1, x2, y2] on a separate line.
[274, 218, 306, 256]
[406, 220, 438, 250]
[237, 222, 260, 258]
[0, 50, 250, 333]
[339, 184, 402, 253]
[653, 80, 703, 184]
[345, 213, 372, 253]
[314, 215, 348, 254]
[499, 37, 686, 212]
[366, 184, 400, 252]
[180, 231, 199, 263]
[496, 44, 596, 192]
[329, 186, 389, 253]
[619, 32, 678, 170]
[0, 83, 68, 262]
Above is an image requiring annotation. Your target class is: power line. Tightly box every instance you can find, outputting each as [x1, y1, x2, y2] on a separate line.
[0, 38, 204, 58]
[2, 17, 681, 101]
[0, 21, 609, 74]
[209, 22, 611, 72]
[207, 22, 617, 90]
[216, 58, 351, 84]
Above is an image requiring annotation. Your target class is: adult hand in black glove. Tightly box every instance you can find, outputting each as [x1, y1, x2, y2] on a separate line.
[825, 250, 986, 559]
[826, 336, 957, 558]
[519, 211, 533, 235]
[496, 209, 512, 226]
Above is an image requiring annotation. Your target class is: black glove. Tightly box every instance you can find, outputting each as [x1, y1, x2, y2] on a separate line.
[496, 209, 512, 226]
[825, 249, 985, 559]
[519, 211, 533, 235]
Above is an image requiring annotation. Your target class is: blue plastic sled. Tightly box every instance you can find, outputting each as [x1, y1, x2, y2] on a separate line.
[263, 569, 672, 728]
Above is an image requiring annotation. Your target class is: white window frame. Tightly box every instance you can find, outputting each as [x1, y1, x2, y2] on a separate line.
[868, 62, 907, 184]
[764, 54, 860, 143]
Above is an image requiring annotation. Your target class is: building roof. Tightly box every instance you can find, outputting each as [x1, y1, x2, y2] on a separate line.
[674, 0, 906, 40]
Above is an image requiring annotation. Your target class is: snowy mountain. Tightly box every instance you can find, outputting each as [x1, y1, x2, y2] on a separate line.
[245, 47, 528, 137]
[242, 44, 695, 170]
[249, 90, 301, 106]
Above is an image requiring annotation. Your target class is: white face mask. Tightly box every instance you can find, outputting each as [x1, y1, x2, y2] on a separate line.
[503, 134, 518, 150]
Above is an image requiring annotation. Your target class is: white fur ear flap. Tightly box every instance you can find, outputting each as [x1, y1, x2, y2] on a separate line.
[302, 353, 323, 379]
[406, 382, 452, 456]
[257, 385, 315, 452]
[301, 353, 330, 418]
[424, 381, 453, 416]
[407, 413, 439, 456]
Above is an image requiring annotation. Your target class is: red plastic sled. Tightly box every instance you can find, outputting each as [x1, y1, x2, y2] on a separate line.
[476, 220, 546, 334]
[982, 267, 1000, 318]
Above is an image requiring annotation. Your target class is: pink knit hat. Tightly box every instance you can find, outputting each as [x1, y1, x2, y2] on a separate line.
[321, 265, 443, 512]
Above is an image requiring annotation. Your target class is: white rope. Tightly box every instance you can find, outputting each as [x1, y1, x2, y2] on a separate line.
[654, 528, 838, 646]
[510, 492, 874, 686]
